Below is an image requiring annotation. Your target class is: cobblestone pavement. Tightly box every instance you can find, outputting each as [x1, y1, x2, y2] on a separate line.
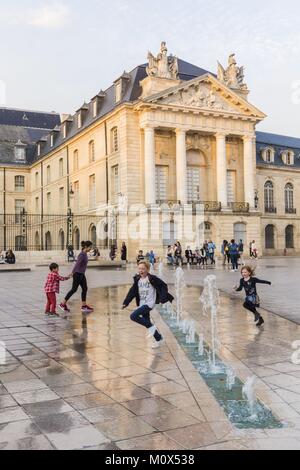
[0, 261, 300, 450]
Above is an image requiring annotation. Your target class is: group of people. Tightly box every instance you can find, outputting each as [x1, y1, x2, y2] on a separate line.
[44, 236, 270, 350]
[0, 249, 16, 265]
[221, 239, 244, 271]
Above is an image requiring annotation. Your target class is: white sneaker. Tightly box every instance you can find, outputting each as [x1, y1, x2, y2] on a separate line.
[146, 325, 157, 338]
[151, 338, 165, 349]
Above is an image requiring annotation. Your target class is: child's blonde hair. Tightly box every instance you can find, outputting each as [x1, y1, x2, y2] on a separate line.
[138, 260, 151, 271]
[241, 265, 255, 276]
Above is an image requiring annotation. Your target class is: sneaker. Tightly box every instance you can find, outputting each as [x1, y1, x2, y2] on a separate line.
[146, 325, 157, 338]
[59, 303, 70, 313]
[254, 313, 260, 323]
[256, 317, 265, 327]
[49, 312, 59, 317]
[81, 305, 94, 313]
[151, 338, 165, 349]
[45, 311, 51, 316]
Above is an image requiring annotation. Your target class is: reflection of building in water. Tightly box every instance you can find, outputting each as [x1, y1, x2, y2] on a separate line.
[1, 43, 300, 257]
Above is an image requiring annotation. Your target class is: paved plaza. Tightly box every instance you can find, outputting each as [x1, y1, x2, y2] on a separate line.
[1, 259, 300, 450]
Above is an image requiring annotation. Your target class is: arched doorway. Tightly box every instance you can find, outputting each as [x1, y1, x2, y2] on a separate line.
[89, 224, 97, 246]
[59, 229, 65, 250]
[285, 225, 294, 249]
[198, 222, 212, 246]
[163, 220, 178, 247]
[45, 232, 52, 251]
[34, 231, 40, 251]
[73, 227, 80, 250]
[234, 223, 247, 244]
[265, 225, 275, 249]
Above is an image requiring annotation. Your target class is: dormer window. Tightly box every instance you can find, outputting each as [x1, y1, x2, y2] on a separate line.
[92, 100, 97, 118]
[261, 147, 275, 163]
[78, 112, 82, 129]
[50, 134, 54, 147]
[14, 140, 26, 161]
[281, 150, 294, 165]
[63, 123, 67, 139]
[37, 143, 41, 157]
[114, 72, 130, 104]
[91, 91, 105, 118]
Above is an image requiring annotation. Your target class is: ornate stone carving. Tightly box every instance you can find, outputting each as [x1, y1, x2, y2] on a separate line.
[217, 54, 247, 90]
[146, 42, 178, 80]
[186, 134, 211, 151]
[160, 84, 233, 112]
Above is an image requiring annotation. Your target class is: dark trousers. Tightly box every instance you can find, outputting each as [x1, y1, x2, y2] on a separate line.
[65, 273, 87, 302]
[130, 305, 162, 342]
[243, 300, 261, 319]
[231, 254, 238, 270]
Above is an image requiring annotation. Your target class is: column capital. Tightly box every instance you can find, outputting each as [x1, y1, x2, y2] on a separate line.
[215, 132, 227, 139]
[242, 134, 256, 142]
[175, 127, 188, 135]
[140, 123, 156, 131]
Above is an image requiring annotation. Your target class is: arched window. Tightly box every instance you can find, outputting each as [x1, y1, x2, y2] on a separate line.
[285, 183, 294, 212]
[281, 150, 294, 165]
[89, 224, 97, 246]
[73, 227, 80, 250]
[285, 225, 294, 249]
[45, 232, 52, 251]
[89, 140, 95, 163]
[73, 150, 79, 171]
[264, 181, 275, 212]
[59, 229, 65, 250]
[111, 127, 119, 153]
[261, 147, 275, 163]
[265, 225, 275, 249]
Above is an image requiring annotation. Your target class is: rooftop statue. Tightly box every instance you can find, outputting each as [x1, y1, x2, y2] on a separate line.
[146, 42, 178, 80]
[217, 54, 247, 90]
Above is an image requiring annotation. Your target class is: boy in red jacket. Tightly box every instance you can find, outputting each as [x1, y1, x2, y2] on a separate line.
[44, 263, 72, 316]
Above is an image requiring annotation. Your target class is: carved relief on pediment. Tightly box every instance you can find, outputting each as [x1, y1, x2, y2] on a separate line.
[160, 83, 235, 113]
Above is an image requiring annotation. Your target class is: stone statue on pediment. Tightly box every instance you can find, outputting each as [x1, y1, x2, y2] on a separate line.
[217, 54, 247, 90]
[147, 42, 178, 80]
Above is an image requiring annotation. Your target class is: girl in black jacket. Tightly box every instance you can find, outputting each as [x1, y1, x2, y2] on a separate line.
[122, 261, 174, 348]
[234, 265, 271, 327]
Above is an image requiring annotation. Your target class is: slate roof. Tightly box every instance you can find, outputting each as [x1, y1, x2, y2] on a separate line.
[0, 108, 60, 129]
[256, 131, 300, 169]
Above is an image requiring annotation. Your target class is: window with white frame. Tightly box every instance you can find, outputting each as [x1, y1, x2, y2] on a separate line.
[37, 144, 41, 157]
[89, 174, 96, 208]
[50, 134, 54, 147]
[115, 81, 122, 103]
[93, 100, 97, 118]
[111, 165, 119, 201]
[261, 147, 275, 163]
[155, 166, 169, 202]
[111, 127, 119, 153]
[63, 124, 67, 139]
[281, 150, 294, 165]
[15, 199, 25, 223]
[285, 183, 294, 211]
[14, 145, 26, 161]
[264, 181, 274, 209]
[78, 113, 82, 129]
[15, 175, 25, 192]
[89, 140, 95, 163]
[59, 158, 64, 178]
[187, 167, 200, 202]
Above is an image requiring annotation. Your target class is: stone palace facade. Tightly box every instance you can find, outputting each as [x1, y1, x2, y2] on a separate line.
[1, 42, 300, 258]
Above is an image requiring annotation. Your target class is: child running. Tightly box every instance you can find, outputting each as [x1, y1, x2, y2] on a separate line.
[44, 263, 72, 317]
[122, 260, 174, 348]
[234, 265, 271, 327]
[59, 240, 94, 314]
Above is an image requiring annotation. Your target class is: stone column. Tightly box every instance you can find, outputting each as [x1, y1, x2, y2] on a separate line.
[176, 128, 187, 205]
[144, 126, 156, 205]
[215, 133, 228, 207]
[243, 135, 256, 208]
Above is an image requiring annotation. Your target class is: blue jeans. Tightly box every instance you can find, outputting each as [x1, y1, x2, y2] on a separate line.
[130, 305, 162, 342]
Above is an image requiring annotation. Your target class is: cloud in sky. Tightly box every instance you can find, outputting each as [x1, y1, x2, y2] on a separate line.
[27, 2, 70, 28]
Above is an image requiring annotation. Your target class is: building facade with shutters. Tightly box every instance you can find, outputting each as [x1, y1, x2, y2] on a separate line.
[0, 43, 300, 257]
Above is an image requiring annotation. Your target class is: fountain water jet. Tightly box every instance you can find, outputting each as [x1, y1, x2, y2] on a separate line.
[158, 261, 164, 279]
[226, 368, 236, 391]
[242, 376, 257, 419]
[200, 275, 220, 373]
[174, 267, 186, 326]
[198, 334, 204, 356]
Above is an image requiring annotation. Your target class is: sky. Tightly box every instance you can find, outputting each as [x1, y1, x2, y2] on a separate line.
[0, 0, 299, 136]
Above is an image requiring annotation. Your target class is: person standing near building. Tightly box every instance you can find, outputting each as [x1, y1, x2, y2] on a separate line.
[45, 263, 71, 316]
[238, 239, 244, 266]
[208, 240, 216, 265]
[121, 242, 127, 263]
[59, 241, 94, 314]
[229, 239, 239, 271]
[234, 266, 271, 327]
[185, 246, 194, 265]
[166, 245, 174, 265]
[122, 261, 174, 348]
[174, 242, 183, 266]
